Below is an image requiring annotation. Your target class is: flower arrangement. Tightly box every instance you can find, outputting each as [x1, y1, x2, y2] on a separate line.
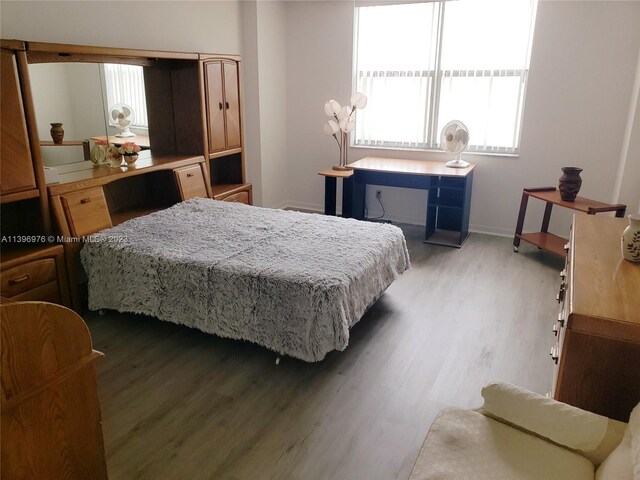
[117, 142, 141, 156]
[117, 142, 141, 166]
[323, 92, 367, 170]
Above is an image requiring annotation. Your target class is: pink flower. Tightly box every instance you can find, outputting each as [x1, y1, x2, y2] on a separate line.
[117, 142, 141, 155]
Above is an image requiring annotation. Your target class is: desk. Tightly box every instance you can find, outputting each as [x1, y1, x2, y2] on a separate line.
[344, 157, 475, 247]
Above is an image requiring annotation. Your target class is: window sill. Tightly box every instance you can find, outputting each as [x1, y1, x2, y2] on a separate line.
[350, 144, 519, 158]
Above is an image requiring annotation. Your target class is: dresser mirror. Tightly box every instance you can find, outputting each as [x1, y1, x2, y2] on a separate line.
[28, 61, 150, 169]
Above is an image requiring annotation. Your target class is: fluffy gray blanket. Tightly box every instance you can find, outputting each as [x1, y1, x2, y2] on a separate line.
[81, 199, 410, 362]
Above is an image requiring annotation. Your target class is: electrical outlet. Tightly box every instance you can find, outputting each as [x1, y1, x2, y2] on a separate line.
[376, 190, 382, 200]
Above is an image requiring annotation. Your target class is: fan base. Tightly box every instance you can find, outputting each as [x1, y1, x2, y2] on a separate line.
[115, 132, 137, 138]
[445, 159, 470, 169]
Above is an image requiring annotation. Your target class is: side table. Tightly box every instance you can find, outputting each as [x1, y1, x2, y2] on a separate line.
[513, 187, 626, 256]
[318, 169, 354, 217]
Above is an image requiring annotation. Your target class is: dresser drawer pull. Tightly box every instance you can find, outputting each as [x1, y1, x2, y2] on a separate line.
[564, 243, 570, 251]
[225, 101, 230, 110]
[557, 311, 565, 327]
[80, 198, 92, 204]
[560, 269, 566, 279]
[218, 102, 223, 110]
[550, 345, 559, 364]
[552, 323, 559, 336]
[186, 173, 194, 178]
[8, 274, 30, 285]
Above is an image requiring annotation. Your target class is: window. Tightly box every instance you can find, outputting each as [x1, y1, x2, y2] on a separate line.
[103, 63, 148, 128]
[353, 0, 537, 154]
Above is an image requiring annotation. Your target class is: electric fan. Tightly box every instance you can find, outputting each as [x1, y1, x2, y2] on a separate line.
[109, 103, 136, 138]
[440, 120, 470, 168]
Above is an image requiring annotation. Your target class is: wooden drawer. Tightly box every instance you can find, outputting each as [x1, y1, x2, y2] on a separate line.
[175, 165, 208, 201]
[10, 281, 61, 304]
[1, 258, 56, 297]
[61, 187, 112, 237]
[222, 191, 249, 204]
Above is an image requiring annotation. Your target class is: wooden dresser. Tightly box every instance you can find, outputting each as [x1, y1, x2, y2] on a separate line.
[1, 40, 253, 311]
[552, 214, 640, 422]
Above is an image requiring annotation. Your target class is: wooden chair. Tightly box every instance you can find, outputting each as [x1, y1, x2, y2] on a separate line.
[1, 300, 108, 479]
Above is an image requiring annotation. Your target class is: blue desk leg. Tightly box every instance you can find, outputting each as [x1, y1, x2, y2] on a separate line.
[324, 177, 337, 216]
[352, 174, 366, 220]
[342, 176, 354, 218]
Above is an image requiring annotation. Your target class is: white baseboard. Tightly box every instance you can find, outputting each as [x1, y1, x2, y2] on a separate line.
[282, 201, 513, 238]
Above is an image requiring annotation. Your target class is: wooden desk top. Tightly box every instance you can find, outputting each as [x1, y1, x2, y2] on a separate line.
[90, 135, 151, 149]
[47, 151, 204, 195]
[347, 157, 475, 177]
[318, 169, 354, 178]
[571, 215, 639, 328]
[526, 188, 625, 213]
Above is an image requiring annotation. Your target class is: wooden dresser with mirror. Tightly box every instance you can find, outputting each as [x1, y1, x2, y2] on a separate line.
[1, 39, 252, 310]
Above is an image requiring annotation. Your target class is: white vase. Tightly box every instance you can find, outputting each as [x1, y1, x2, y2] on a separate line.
[621, 214, 640, 263]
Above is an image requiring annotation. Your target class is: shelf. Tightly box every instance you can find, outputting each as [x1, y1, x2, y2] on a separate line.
[1, 189, 40, 204]
[40, 140, 86, 147]
[209, 148, 242, 160]
[110, 206, 164, 226]
[517, 232, 567, 256]
[525, 188, 625, 214]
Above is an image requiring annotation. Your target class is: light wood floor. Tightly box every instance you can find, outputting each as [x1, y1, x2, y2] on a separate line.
[85, 226, 564, 480]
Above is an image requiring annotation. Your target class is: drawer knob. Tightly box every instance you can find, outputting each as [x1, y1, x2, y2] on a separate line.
[80, 198, 92, 204]
[8, 274, 29, 285]
[187, 173, 194, 178]
[564, 243, 570, 251]
[225, 101, 230, 110]
[218, 102, 223, 110]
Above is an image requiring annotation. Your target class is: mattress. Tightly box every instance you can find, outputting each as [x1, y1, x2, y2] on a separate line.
[81, 198, 410, 362]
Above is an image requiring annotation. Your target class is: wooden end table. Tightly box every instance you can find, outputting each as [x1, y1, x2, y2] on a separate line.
[513, 187, 626, 256]
[318, 169, 354, 217]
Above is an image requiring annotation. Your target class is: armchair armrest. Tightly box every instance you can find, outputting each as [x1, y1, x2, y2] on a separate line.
[481, 382, 627, 465]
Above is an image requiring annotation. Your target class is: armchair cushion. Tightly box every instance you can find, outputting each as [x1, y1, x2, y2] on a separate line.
[595, 429, 633, 480]
[409, 407, 594, 480]
[481, 382, 626, 464]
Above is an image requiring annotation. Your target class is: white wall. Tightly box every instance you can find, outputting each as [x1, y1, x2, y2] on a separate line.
[0, 1, 242, 54]
[240, 1, 289, 209]
[255, 1, 288, 209]
[285, 1, 640, 236]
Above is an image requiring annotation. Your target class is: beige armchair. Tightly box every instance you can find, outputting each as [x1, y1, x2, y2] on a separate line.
[410, 382, 639, 480]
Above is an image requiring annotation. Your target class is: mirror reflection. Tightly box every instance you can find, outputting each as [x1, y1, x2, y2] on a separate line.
[29, 62, 150, 170]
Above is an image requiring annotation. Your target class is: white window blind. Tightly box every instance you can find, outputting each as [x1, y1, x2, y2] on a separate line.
[354, 0, 537, 154]
[103, 63, 149, 128]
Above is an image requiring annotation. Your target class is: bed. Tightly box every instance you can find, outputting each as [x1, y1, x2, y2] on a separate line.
[80, 198, 410, 362]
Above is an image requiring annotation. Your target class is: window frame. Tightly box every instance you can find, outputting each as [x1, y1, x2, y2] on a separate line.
[351, 0, 537, 157]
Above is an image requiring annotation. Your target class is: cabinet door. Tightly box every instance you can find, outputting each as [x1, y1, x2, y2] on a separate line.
[205, 61, 226, 153]
[223, 61, 241, 149]
[1, 49, 36, 194]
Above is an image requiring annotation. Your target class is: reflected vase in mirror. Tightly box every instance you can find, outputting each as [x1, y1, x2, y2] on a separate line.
[123, 154, 138, 166]
[106, 146, 123, 168]
[558, 167, 583, 202]
[49, 123, 64, 144]
[90, 141, 109, 167]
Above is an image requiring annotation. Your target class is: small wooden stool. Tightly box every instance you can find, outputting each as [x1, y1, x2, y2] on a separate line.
[318, 169, 354, 217]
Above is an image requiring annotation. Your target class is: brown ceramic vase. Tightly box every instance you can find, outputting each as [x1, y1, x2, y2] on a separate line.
[558, 167, 583, 202]
[50, 123, 64, 144]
